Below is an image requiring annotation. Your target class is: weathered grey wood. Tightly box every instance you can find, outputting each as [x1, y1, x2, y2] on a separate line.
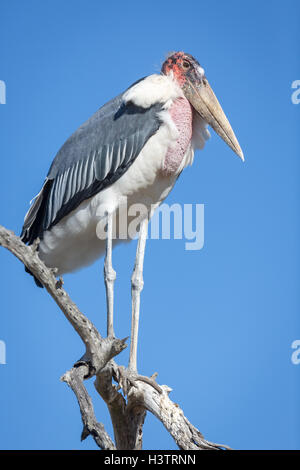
[62, 364, 116, 450]
[0, 224, 231, 450]
[95, 360, 230, 450]
[128, 381, 231, 450]
[95, 364, 146, 450]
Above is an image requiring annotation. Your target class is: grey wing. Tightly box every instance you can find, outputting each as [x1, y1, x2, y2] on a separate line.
[21, 91, 163, 245]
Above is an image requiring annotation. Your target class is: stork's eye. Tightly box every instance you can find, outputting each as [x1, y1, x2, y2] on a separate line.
[182, 60, 190, 70]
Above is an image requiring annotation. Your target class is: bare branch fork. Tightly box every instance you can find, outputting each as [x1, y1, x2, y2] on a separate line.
[0, 224, 230, 450]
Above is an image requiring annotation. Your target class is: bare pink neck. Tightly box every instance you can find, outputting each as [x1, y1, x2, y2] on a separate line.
[162, 97, 193, 176]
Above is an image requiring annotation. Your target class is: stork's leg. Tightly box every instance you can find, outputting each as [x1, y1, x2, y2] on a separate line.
[129, 217, 148, 372]
[104, 212, 116, 338]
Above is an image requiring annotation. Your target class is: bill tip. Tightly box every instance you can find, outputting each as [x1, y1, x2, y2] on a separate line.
[237, 148, 245, 162]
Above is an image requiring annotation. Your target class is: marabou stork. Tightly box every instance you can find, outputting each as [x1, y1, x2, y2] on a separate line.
[21, 52, 243, 374]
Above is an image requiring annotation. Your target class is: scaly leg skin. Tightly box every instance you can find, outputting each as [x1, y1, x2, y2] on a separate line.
[109, 217, 162, 396]
[104, 212, 116, 338]
[129, 217, 148, 372]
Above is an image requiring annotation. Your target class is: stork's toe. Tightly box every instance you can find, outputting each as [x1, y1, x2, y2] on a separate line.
[113, 365, 162, 396]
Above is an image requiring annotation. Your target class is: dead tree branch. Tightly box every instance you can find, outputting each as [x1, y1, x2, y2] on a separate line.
[61, 364, 116, 450]
[0, 224, 231, 450]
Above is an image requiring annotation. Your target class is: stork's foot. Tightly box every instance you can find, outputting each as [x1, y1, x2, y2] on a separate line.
[113, 365, 163, 396]
[113, 366, 138, 396]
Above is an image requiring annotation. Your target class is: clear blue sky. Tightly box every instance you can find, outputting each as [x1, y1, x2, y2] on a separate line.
[0, 0, 299, 450]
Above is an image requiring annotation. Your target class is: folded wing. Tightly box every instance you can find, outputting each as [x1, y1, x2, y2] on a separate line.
[21, 85, 163, 244]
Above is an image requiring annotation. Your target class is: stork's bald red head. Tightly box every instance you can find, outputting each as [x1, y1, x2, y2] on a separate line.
[162, 51, 244, 161]
[161, 52, 205, 87]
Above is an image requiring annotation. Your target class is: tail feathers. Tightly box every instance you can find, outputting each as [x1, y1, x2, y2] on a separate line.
[21, 179, 53, 245]
[21, 179, 54, 288]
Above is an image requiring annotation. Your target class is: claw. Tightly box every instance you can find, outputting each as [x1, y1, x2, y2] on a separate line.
[113, 365, 162, 396]
[116, 366, 138, 396]
[55, 276, 64, 289]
